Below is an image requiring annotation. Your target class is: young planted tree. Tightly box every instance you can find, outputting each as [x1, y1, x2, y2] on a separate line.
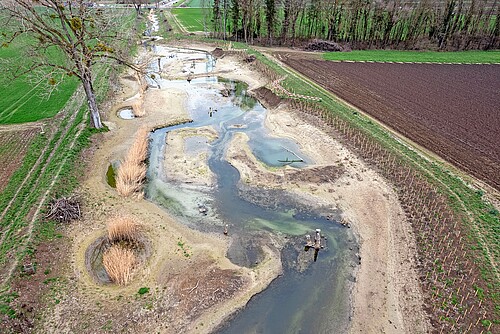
[0, 0, 140, 128]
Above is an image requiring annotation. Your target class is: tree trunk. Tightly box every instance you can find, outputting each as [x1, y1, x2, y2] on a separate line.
[134, 4, 142, 16]
[82, 75, 102, 129]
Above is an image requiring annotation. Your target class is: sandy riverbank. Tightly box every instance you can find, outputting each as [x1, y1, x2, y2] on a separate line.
[42, 41, 429, 333]
[163, 126, 218, 187]
[224, 101, 430, 332]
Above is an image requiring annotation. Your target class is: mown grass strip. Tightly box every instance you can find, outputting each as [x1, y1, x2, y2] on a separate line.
[323, 50, 500, 64]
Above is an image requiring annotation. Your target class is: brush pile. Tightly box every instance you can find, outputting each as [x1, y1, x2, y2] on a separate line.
[304, 40, 345, 52]
[46, 196, 81, 223]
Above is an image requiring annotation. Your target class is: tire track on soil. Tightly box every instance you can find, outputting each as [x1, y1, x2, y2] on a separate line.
[0, 88, 86, 287]
[0, 108, 88, 288]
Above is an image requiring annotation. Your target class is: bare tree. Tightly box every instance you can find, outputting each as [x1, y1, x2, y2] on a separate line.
[265, 0, 276, 44]
[286, 0, 306, 45]
[124, 0, 150, 15]
[0, 0, 140, 128]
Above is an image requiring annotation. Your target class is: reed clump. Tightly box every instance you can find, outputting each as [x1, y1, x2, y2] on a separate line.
[107, 215, 141, 243]
[132, 100, 146, 117]
[103, 245, 136, 286]
[116, 126, 150, 197]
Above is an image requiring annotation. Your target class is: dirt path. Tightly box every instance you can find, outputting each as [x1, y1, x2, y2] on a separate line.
[0, 122, 43, 133]
[267, 49, 500, 283]
[279, 58, 500, 190]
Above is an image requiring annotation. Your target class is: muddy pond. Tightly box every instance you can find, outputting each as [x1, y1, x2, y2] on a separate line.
[143, 46, 358, 333]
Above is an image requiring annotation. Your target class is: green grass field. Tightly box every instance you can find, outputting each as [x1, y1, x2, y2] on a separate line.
[183, 0, 205, 7]
[323, 50, 500, 63]
[171, 8, 208, 32]
[0, 39, 79, 125]
[175, 0, 211, 7]
[0, 8, 138, 125]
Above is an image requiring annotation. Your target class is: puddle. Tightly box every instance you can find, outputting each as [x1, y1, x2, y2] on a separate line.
[106, 164, 116, 188]
[85, 236, 112, 284]
[117, 108, 135, 120]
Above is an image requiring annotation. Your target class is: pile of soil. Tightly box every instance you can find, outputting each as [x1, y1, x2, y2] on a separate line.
[251, 87, 282, 108]
[304, 40, 347, 52]
[211, 47, 224, 58]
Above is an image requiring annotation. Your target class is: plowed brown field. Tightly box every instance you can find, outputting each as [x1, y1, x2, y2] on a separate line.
[280, 56, 500, 190]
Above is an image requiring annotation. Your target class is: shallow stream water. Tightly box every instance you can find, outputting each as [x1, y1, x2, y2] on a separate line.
[144, 44, 357, 333]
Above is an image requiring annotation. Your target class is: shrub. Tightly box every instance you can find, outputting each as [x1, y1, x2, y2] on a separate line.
[127, 126, 149, 165]
[116, 161, 147, 197]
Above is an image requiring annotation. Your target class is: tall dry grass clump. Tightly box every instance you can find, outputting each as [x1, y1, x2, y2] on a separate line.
[116, 126, 150, 197]
[116, 162, 146, 197]
[127, 126, 149, 164]
[107, 215, 141, 243]
[131, 100, 146, 117]
[103, 245, 136, 286]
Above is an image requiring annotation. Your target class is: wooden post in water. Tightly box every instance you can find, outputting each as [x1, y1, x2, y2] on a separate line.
[314, 229, 321, 250]
[304, 234, 312, 251]
[305, 229, 323, 261]
[314, 229, 321, 262]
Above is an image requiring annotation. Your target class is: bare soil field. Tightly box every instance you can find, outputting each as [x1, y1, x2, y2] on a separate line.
[278, 56, 500, 191]
[0, 125, 40, 192]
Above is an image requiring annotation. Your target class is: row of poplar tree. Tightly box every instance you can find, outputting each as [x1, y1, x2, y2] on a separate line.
[208, 0, 499, 50]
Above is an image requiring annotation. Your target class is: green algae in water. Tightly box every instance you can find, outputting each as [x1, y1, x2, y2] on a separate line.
[250, 216, 311, 236]
[147, 185, 186, 217]
[106, 164, 116, 188]
[219, 77, 257, 111]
